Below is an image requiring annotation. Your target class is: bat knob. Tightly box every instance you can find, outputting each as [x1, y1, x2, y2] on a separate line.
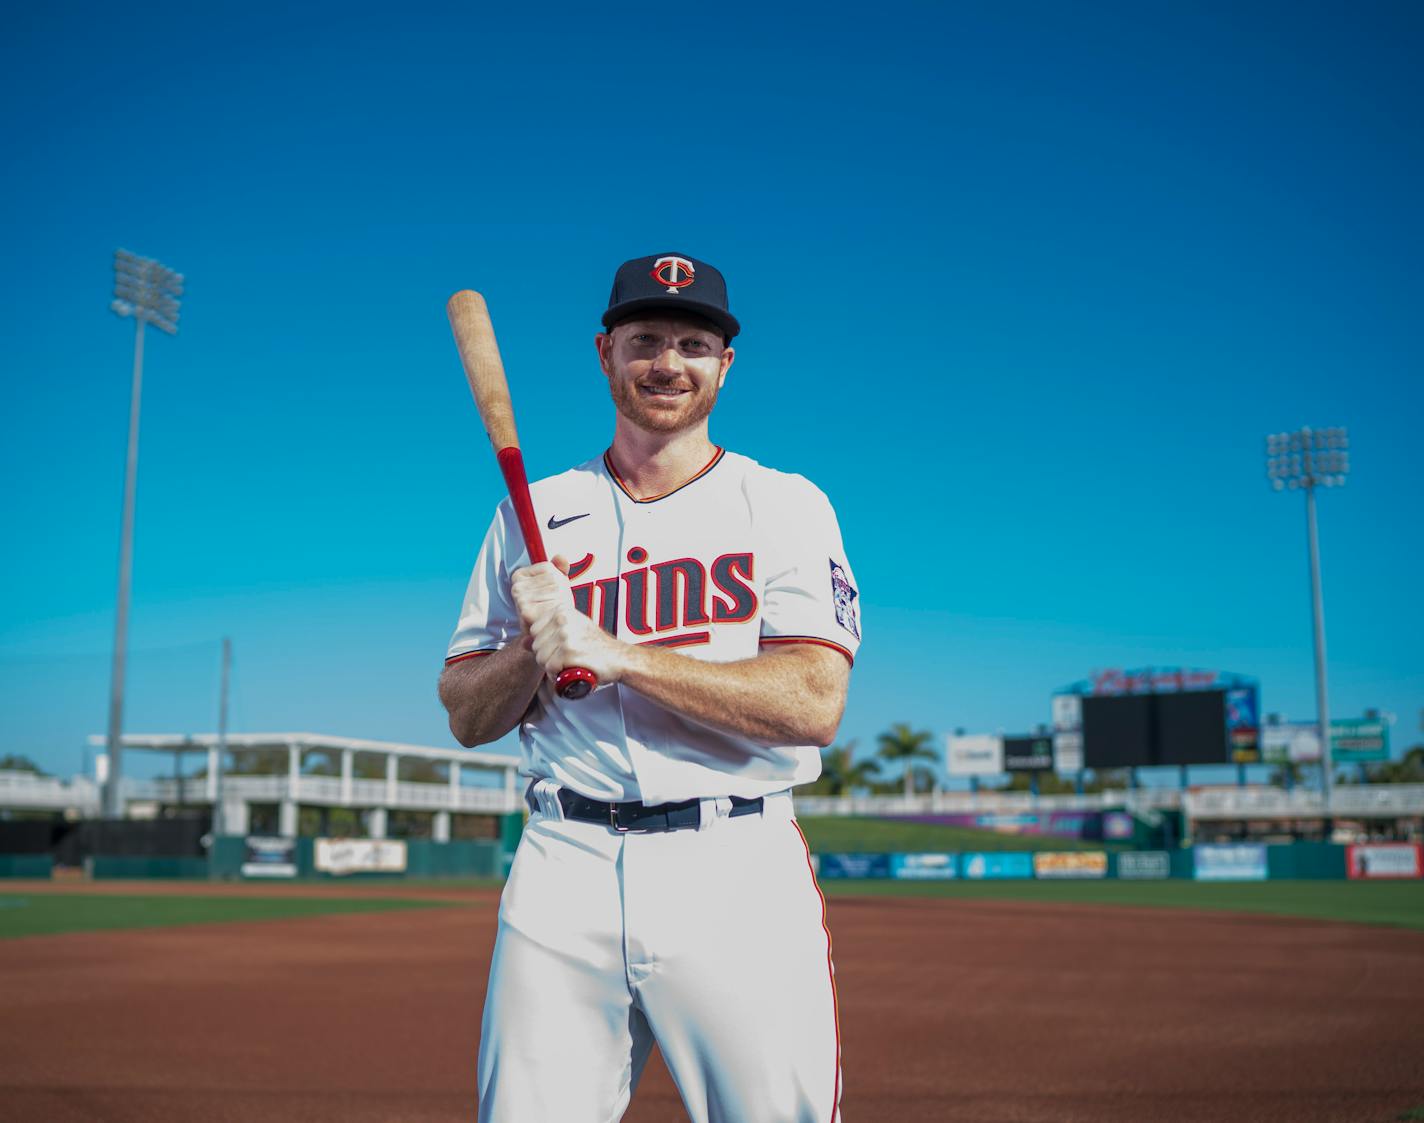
[555, 666, 598, 700]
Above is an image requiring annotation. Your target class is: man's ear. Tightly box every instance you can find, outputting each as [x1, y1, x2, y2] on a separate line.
[594, 332, 613, 376]
[718, 346, 735, 389]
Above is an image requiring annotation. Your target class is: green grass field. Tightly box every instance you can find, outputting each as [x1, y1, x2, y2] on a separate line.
[820, 878, 1424, 930]
[0, 893, 459, 940]
[796, 816, 1123, 853]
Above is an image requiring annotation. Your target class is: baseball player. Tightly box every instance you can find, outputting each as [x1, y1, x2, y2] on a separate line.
[439, 252, 861, 1123]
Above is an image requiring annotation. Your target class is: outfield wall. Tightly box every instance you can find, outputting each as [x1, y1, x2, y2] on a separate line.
[814, 842, 1421, 882]
[3, 838, 1419, 883]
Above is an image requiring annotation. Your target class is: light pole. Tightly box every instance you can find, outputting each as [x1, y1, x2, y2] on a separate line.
[103, 250, 183, 818]
[1265, 426, 1348, 826]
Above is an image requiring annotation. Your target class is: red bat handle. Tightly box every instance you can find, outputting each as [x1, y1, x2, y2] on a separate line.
[496, 447, 598, 700]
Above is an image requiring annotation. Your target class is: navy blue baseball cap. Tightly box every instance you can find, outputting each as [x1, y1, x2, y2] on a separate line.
[601, 252, 740, 341]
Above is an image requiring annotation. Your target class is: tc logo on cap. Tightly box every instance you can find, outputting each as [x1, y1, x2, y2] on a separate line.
[651, 255, 696, 293]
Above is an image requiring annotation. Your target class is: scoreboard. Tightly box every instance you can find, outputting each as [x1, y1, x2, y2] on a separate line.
[1082, 689, 1230, 768]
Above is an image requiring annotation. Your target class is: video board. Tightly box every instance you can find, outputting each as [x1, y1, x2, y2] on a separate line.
[1082, 689, 1229, 768]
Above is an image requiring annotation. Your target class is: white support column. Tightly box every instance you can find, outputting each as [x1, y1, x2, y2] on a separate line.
[341, 749, 354, 805]
[206, 746, 219, 801]
[449, 761, 461, 808]
[386, 753, 399, 805]
[433, 810, 451, 843]
[366, 807, 387, 839]
[282, 742, 301, 838]
[223, 798, 249, 837]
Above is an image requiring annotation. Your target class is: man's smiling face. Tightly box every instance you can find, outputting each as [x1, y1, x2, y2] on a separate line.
[596, 317, 735, 434]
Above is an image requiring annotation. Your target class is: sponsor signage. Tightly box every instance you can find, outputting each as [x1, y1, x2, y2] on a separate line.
[1117, 851, 1171, 880]
[314, 838, 408, 877]
[1053, 730, 1084, 773]
[1033, 851, 1108, 879]
[241, 836, 297, 878]
[1103, 811, 1134, 841]
[1331, 717, 1390, 763]
[1261, 722, 1323, 764]
[1003, 736, 1054, 773]
[817, 853, 891, 879]
[1052, 693, 1082, 731]
[1346, 843, 1421, 880]
[1226, 686, 1260, 763]
[1090, 668, 1226, 695]
[1260, 718, 1389, 763]
[962, 852, 1034, 880]
[890, 853, 958, 880]
[947, 734, 1004, 777]
[1194, 843, 1267, 882]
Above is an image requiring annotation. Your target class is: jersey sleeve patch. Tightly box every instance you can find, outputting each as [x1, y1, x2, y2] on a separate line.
[830, 559, 860, 640]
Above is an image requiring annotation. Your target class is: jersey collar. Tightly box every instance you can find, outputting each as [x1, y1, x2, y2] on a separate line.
[603, 446, 725, 504]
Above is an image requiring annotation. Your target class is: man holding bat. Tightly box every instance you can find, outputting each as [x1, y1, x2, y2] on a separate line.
[439, 252, 861, 1122]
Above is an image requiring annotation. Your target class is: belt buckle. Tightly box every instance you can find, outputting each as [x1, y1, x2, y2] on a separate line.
[609, 804, 631, 833]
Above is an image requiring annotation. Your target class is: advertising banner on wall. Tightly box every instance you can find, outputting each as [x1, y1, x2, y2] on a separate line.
[817, 853, 891, 879]
[1194, 843, 1268, 881]
[1103, 811, 1134, 841]
[1053, 730, 1084, 773]
[1117, 851, 1171, 880]
[1033, 851, 1108, 879]
[1003, 736, 1054, 772]
[962, 852, 1034, 879]
[314, 838, 408, 877]
[947, 734, 1004, 776]
[1331, 718, 1391, 763]
[890, 853, 958, 880]
[1346, 843, 1421, 880]
[241, 836, 297, 878]
[1261, 723, 1323, 764]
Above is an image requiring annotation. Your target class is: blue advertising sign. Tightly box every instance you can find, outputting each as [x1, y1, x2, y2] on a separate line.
[817, 853, 891, 879]
[962, 852, 1034, 880]
[1103, 811, 1134, 840]
[1194, 843, 1267, 881]
[890, 853, 958, 880]
[1225, 685, 1260, 762]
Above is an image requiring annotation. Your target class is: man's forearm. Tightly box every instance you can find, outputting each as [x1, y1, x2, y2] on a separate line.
[439, 644, 543, 747]
[616, 643, 848, 748]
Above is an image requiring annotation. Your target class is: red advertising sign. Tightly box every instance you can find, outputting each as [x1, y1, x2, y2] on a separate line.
[1346, 843, 1422, 880]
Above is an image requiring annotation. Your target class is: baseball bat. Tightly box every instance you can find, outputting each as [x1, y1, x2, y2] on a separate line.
[446, 289, 598, 701]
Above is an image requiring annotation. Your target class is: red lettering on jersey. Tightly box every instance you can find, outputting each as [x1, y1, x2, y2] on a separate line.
[572, 575, 621, 637]
[622, 566, 653, 635]
[710, 553, 757, 623]
[573, 550, 753, 637]
[651, 557, 710, 631]
[567, 553, 595, 580]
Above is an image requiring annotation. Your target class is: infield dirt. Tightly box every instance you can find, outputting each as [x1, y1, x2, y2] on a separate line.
[1, 884, 1421, 1122]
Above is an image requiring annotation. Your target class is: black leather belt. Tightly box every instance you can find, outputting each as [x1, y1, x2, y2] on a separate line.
[528, 786, 764, 834]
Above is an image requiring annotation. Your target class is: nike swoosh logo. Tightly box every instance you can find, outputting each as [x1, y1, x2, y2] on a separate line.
[547, 512, 590, 530]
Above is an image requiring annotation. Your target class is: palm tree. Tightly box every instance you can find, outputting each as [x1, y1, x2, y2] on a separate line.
[876, 723, 939, 796]
[813, 741, 882, 795]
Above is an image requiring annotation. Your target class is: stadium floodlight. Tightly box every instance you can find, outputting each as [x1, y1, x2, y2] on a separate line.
[102, 250, 183, 819]
[1264, 426, 1349, 823]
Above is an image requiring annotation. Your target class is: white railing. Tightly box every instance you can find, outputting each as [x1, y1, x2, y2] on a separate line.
[1186, 784, 1424, 819]
[133, 774, 521, 814]
[0, 772, 101, 813]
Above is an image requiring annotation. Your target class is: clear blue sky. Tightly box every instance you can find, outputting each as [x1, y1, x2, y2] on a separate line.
[2, 0, 1420, 784]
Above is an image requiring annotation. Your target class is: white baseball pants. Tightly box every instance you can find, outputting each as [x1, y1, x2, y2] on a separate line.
[476, 788, 842, 1123]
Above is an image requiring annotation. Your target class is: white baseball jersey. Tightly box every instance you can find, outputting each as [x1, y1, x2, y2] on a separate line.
[445, 446, 862, 804]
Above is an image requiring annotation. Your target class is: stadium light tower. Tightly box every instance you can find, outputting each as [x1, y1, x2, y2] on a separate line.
[103, 250, 183, 818]
[1265, 426, 1348, 821]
